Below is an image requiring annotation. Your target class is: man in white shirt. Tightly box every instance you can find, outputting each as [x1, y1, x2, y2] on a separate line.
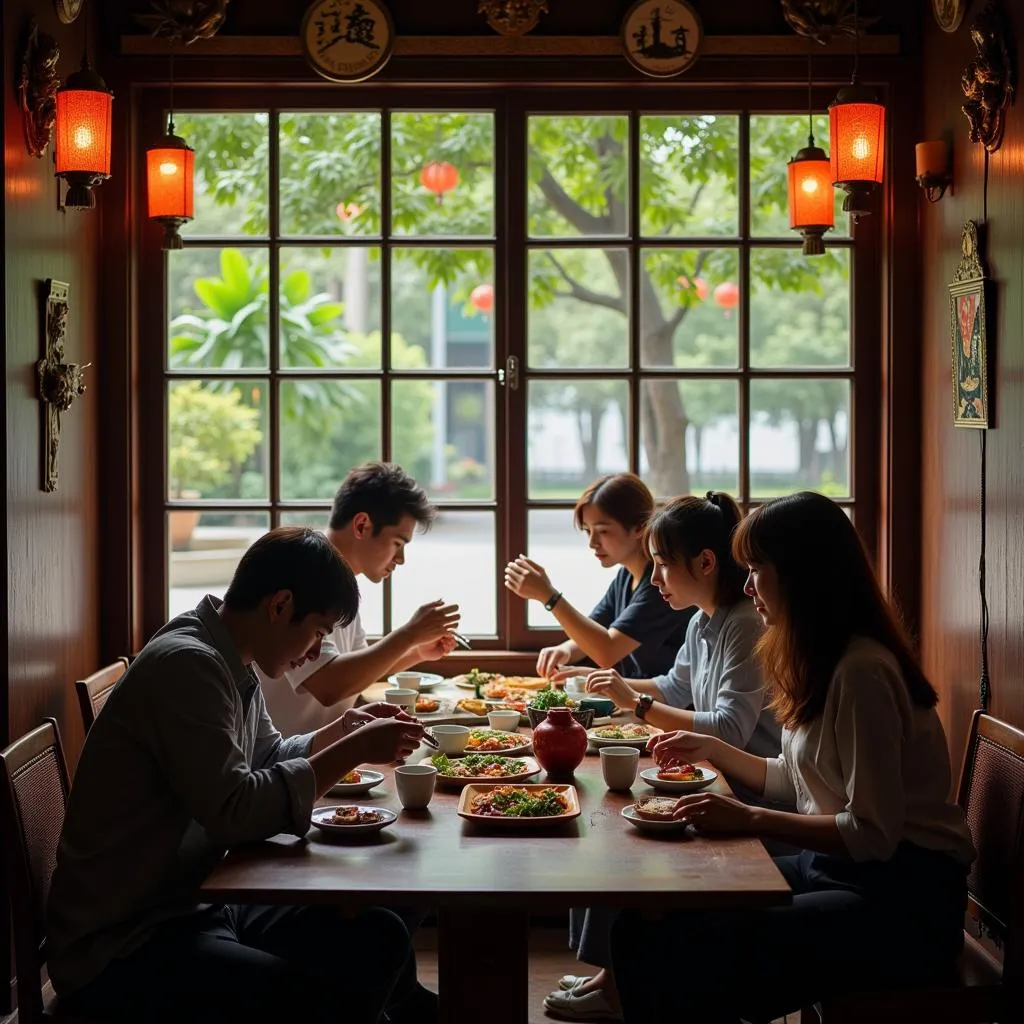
[259, 462, 460, 736]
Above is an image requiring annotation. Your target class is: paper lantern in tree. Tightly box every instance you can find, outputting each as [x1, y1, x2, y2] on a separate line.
[470, 283, 494, 315]
[419, 161, 460, 203]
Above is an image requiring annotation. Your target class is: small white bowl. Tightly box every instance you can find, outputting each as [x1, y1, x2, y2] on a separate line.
[387, 672, 442, 692]
[430, 724, 469, 755]
[384, 688, 418, 711]
[487, 709, 521, 732]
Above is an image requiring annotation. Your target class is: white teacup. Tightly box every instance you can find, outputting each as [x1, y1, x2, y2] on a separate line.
[393, 671, 424, 692]
[384, 688, 418, 712]
[430, 724, 469, 755]
[487, 710, 521, 732]
[394, 764, 437, 810]
[565, 675, 588, 695]
[600, 746, 639, 791]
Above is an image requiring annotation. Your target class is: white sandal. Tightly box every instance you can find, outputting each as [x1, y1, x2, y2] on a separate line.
[544, 988, 622, 1022]
[558, 975, 592, 991]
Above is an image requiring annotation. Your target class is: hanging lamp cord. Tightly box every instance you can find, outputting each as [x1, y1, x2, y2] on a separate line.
[168, 39, 176, 136]
[806, 42, 815, 148]
[851, 0, 861, 84]
[978, 149, 991, 711]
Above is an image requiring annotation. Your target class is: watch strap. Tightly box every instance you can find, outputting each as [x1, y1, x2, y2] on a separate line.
[543, 590, 563, 611]
[635, 694, 654, 720]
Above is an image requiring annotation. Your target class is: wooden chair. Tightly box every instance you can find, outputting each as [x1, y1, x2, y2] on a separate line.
[0, 718, 95, 1022]
[74, 658, 129, 734]
[803, 710, 1023, 1023]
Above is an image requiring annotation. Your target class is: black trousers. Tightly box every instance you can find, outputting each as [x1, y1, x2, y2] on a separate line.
[62, 903, 413, 1024]
[610, 843, 968, 1024]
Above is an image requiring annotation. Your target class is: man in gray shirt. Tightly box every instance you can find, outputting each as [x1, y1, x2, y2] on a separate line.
[47, 527, 428, 1023]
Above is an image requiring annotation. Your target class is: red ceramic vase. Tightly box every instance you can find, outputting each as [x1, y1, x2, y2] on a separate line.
[531, 707, 588, 777]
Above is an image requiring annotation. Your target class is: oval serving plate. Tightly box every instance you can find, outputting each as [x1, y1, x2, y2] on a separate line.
[425, 753, 541, 788]
[639, 766, 717, 794]
[621, 804, 690, 834]
[457, 783, 581, 827]
[459, 729, 532, 758]
[311, 805, 396, 836]
[327, 768, 386, 797]
[587, 725, 661, 750]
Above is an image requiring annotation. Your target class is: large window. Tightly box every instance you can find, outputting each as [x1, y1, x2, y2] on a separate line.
[156, 93, 865, 648]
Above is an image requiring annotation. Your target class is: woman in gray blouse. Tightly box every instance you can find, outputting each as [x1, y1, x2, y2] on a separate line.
[544, 492, 780, 1023]
[610, 492, 975, 1023]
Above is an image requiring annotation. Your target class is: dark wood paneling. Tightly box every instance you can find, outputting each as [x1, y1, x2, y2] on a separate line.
[919, 4, 1024, 770]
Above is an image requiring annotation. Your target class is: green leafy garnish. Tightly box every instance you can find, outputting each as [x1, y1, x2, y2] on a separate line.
[530, 687, 574, 710]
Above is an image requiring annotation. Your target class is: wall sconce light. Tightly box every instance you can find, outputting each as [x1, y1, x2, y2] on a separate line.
[54, 51, 113, 209]
[915, 140, 952, 202]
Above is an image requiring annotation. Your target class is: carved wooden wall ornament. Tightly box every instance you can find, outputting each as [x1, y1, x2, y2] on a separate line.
[36, 280, 90, 492]
[18, 21, 61, 159]
[478, 1, 549, 36]
[961, 1, 1016, 153]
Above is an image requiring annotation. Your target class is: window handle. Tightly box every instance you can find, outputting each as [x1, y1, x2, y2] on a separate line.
[498, 354, 520, 391]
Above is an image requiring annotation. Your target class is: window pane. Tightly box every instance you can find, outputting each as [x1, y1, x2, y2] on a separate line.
[390, 249, 494, 369]
[169, 247, 270, 370]
[527, 379, 628, 498]
[527, 248, 629, 368]
[391, 511, 496, 635]
[279, 380, 381, 499]
[528, 115, 629, 238]
[392, 379, 494, 501]
[750, 248, 850, 368]
[168, 512, 269, 619]
[639, 115, 739, 237]
[279, 112, 381, 236]
[526, 510, 617, 628]
[640, 248, 739, 367]
[390, 112, 494, 237]
[278, 513, 384, 636]
[749, 379, 850, 498]
[279, 247, 381, 369]
[749, 114, 849, 238]
[640, 379, 739, 497]
[176, 113, 269, 237]
[168, 380, 267, 499]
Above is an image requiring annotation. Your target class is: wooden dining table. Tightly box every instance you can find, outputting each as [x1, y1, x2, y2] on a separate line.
[201, 689, 791, 1023]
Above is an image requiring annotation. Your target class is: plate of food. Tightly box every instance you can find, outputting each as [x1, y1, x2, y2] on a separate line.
[621, 797, 690, 834]
[453, 697, 489, 717]
[639, 763, 717, 794]
[457, 784, 581, 826]
[427, 752, 541, 787]
[412, 695, 453, 716]
[387, 672, 443, 692]
[587, 723, 661, 749]
[450, 669, 502, 690]
[311, 805, 397, 836]
[327, 768, 386, 797]
[462, 728, 531, 757]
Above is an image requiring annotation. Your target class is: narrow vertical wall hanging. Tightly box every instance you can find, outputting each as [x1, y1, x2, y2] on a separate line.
[36, 279, 89, 492]
[948, 221, 991, 428]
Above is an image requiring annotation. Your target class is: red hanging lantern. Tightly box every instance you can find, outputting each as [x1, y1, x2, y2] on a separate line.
[714, 282, 739, 311]
[146, 119, 195, 250]
[54, 55, 113, 210]
[419, 161, 460, 203]
[677, 276, 709, 300]
[829, 85, 885, 219]
[470, 283, 494, 315]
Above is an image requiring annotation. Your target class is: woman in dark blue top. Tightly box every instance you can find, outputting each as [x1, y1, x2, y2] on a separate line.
[505, 473, 692, 679]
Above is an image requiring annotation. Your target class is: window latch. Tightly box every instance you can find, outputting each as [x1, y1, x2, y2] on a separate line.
[498, 355, 520, 391]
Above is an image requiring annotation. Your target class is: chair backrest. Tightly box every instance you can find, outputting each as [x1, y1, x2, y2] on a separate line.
[75, 656, 129, 734]
[956, 710, 1024, 990]
[0, 718, 72, 1023]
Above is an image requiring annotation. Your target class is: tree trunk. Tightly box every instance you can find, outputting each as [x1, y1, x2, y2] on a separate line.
[798, 420, 819, 485]
[576, 401, 603, 482]
[826, 416, 846, 484]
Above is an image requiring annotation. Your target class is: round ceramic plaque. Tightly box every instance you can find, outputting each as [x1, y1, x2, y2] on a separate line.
[932, 0, 969, 33]
[621, 0, 703, 78]
[54, 0, 83, 24]
[300, 0, 395, 83]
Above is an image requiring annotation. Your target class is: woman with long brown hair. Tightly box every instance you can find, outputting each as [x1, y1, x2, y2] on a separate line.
[609, 491, 975, 1023]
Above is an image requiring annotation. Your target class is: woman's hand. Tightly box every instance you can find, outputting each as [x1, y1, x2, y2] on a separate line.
[585, 669, 637, 710]
[410, 634, 457, 663]
[648, 729, 720, 765]
[504, 555, 557, 604]
[671, 792, 757, 833]
[537, 643, 573, 679]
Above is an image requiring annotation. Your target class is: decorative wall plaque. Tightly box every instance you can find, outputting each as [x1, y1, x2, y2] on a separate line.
[961, 1, 1016, 153]
[949, 221, 990, 429]
[621, 0, 702, 78]
[36, 280, 90, 491]
[300, 0, 394, 83]
[932, 0, 970, 33]
[478, 1, 549, 36]
[18, 21, 60, 158]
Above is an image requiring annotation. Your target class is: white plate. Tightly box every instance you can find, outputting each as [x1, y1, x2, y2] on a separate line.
[387, 673, 442, 692]
[621, 804, 691, 834]
[410, 698, 454, 718]
[587, 726, 661, 750]
[639, 766, 717, 794]
[459, 729, 532, 758]
[425, 754, 542, 788]
[311, 805, 397, 836]
[450, 672, 503, 690]
[327, 769, 386, 797]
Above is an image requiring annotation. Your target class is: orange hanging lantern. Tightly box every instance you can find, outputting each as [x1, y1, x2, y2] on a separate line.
[677, 276, 709, 300]
[470, 283, 494, 315]
[54, 56, 113, 210]
[419, 161, 460, 203]
[829, 86, 885, 219]
[714, 282, 739, 311]
[146, 120, 195, 250]
[788, 145, 834, 255]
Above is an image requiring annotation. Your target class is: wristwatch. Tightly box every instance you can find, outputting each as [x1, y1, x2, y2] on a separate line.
[635, 693, 654, 720]
[544, 590, 563, 612]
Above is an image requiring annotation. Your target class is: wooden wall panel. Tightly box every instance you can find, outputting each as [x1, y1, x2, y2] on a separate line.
[919, 4, 1024, 770]
[3, 0, 101, 767]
